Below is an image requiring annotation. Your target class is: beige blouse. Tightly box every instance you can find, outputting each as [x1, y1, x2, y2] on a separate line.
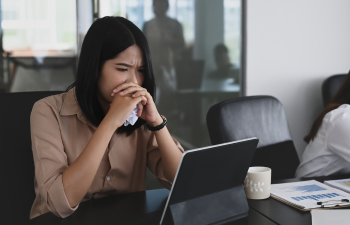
[29, 88, 184, 219]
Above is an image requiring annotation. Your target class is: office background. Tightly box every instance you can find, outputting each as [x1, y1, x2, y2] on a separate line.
[1, 0, 242, 150]
[1, 0, 350, 157]
[246, 0, 350, 157]
[1, 1, 350, 224]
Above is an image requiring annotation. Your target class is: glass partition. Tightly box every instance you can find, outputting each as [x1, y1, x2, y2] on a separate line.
[1, 0, 77, 92]
[99, 0, 242, 148]
[0, 0, 242, 149]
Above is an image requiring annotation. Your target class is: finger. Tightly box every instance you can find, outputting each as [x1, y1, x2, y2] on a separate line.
[142, 91, 153, 104]
[137, 102, 143, 117]
[133, 96, 146, 115]
[113, 82, 140, 93]
[133, 95, 147, 105]
[132, 90, 148, 98]
[120, 86, 146, 96]
[120, 86, 145, 95]
[145, 91, 153, 99]
[136, 95, 148, 105]
[141, 96, 148, 105]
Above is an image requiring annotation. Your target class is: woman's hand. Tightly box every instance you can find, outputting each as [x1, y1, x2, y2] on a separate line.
[111, 82, 163, 126]
[112, 83, 182, 183]
[105, 88, 148, 128]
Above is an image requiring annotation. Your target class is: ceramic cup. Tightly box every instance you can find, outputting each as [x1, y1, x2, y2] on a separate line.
[244, 167, 271, 200]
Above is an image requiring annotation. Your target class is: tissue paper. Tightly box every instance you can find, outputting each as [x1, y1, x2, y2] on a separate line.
[124, 106, 139, 126]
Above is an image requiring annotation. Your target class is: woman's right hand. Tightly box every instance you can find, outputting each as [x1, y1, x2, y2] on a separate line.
[103, 91, 147, 128]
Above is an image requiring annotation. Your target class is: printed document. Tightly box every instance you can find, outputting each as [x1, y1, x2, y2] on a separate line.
[324, 178, 350, 194]
[271, 180, 350, 209]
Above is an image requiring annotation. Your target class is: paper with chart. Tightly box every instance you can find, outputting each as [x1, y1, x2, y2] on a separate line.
[270, 180, 350, 209]
[324, 178, 350, 193]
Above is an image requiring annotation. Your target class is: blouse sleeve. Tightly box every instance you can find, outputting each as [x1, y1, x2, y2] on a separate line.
[31, 101, 79, 218]
[146, 132, 184, 189]
[326, 111, 350, 163]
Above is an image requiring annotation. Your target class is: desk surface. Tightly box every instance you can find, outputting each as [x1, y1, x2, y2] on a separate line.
[29, 176, 350, 225]
[30, 188, 275, 225]
[248, 176, 350, 225]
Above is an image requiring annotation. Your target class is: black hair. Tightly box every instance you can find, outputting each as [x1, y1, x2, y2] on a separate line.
[304, 70, 350, 143]
[214, 43, 228, 55]
[67, 16, 156, 136]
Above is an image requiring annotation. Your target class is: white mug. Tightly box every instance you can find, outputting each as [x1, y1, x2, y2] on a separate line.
[244, 167, 271, 200]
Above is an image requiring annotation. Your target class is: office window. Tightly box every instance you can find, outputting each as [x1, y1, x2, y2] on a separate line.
[1, 0, 77, 92]
[99, 0, 242, 148]
[0, 0, 242, 149]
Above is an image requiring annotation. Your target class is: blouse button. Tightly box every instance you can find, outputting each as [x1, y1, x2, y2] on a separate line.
[106, 176, 111, 181]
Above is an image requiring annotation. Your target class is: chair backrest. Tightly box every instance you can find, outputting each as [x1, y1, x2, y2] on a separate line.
[0, 91, 63, 224]
[206, 96, 300, 180]
[322, 74, 347, 107]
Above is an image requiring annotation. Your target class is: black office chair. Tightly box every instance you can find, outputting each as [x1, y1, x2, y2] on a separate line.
[322, 74, 347, 107]
[0, 91, 63, 224]
[206, 96, 300, 180]
[0, 90, 168, 223]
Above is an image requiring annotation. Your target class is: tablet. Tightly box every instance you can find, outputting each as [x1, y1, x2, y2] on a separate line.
[160, 137, 259, 224]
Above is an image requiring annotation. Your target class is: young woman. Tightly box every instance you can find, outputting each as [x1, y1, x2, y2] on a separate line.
[29, 17, 184, 219]
[296, 71, 350, 178]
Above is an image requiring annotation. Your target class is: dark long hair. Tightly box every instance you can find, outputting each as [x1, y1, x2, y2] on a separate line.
[304, 70, 350, 143]
[67, 16, 156, 136]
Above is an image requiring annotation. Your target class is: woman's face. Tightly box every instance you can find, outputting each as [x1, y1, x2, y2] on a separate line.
[97, 44, 145, 106]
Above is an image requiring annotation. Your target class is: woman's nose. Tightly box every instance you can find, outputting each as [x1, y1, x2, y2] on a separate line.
[128, 71, 138, 84]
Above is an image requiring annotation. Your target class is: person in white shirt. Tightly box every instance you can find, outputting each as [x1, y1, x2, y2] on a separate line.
[296, 71, 350, 177]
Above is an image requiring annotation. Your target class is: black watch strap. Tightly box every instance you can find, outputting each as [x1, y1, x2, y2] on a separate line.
[146, 115, 167, 131]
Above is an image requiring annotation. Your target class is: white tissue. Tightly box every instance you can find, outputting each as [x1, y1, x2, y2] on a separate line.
[124, 106, 139, 126]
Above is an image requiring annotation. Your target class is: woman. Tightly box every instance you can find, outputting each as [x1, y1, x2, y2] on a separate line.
[296, 71, 350, 178]
[29, 17, 184, 219]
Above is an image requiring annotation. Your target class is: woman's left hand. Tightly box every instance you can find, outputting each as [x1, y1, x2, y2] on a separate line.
[111, 82, 163, 126]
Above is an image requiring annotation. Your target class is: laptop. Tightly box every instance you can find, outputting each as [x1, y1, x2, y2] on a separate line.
[125, 137, 259, 225]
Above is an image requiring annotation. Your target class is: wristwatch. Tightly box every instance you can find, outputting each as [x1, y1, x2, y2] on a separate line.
[146, 115, 167, 131]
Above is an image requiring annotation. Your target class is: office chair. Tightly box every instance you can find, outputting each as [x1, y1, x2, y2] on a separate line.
[206, 96, 300, 180]
[322, 74, 347, 107]
[0, 91, 63, 224]
[8, 57, 77, 91]
[0, 91, 166, 223]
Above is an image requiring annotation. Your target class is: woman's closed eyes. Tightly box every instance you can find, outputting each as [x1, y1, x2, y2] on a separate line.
[116, 68, 145, 73]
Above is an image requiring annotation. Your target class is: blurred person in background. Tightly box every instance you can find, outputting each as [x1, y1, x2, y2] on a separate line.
[143, 0, 185, 114]
[208, 43, 239, 84]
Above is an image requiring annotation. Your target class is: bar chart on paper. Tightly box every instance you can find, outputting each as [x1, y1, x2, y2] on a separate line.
[325, 178, 350, 194]
[286, 184, 342, 201]
[270, 180, 350, 209]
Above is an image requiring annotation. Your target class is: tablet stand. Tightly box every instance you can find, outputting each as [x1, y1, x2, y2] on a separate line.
[168, 185, 249, 225]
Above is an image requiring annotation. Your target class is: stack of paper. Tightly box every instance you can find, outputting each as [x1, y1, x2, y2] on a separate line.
[311, 209, 350, 225]
[324, 178, 350, 194]
[270, 180, 350, 209]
